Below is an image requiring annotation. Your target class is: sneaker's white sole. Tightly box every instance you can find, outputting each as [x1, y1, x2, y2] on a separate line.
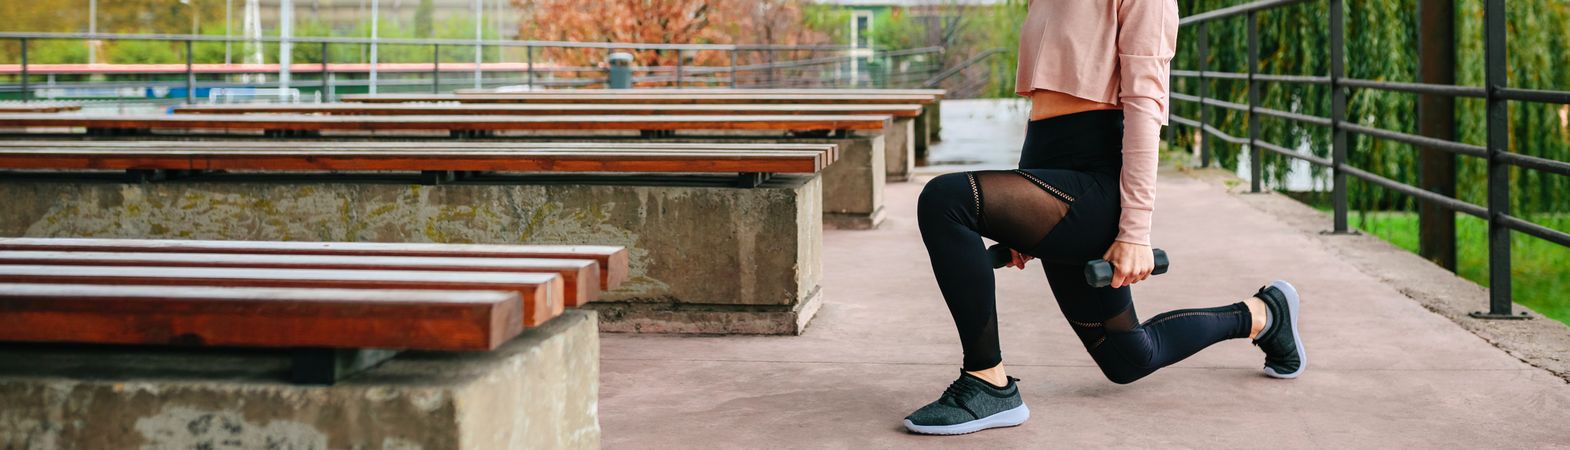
[1263, 279, 1307, 379]
[903, 404, 1030, 435]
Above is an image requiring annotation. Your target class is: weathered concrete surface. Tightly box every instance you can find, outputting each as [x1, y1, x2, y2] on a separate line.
[0, 310, 600, 450]
[1183, 167, 1570, 382]
[597, 167, 1570, 448]
[501, 133, 887, 230]
[0, 174, 823, 334]
[885, 117, 916, 182]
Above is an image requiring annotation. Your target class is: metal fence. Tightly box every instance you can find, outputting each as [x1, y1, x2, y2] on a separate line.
[0, 32, 952, 104]
[1170, 0, 1570, 319]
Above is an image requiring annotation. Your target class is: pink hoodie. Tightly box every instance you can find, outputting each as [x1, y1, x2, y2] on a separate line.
[1014, 0, 1178, 246]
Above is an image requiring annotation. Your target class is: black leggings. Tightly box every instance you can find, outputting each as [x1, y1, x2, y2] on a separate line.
[917, 110, 1252, 384]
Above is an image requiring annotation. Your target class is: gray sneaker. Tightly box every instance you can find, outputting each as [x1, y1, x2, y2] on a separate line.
[903, 371, 1030, 435]
[1252, 280, 1306, 379]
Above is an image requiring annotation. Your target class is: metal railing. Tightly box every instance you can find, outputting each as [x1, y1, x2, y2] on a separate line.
[1170, 0, 1570, 319]
[0, 32, 949, 103]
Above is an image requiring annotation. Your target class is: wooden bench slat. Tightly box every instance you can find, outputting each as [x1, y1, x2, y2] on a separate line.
[0, 250, 600, 307]
[343, 93, 935, 105]
[0, 103, 83, 113]
[456, 88, 945, 98]
[0, 148, 830, 174]
[0, 113, 891, 132]
[0, 237, 630, 291]
[0, 264, 562, 327]
[0, 283, 523, 351]
[174, 103, 925, 118]
[0, 140, 840, 167]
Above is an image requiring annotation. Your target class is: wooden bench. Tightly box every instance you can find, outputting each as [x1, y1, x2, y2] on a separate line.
[0, 114, 885, 227]
[0, 112, 887, 137]
[170, 103, 920, 182]
[0, 237, 629, 384]
[346, 90, 942, 170]
[0, 102, 82, 113]
[0, 140, 836, 188]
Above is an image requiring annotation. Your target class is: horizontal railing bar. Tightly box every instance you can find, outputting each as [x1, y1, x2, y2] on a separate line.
[1203, 124, 1252, 145]
[1172, 70, 1331, 86]
[1338, 122, 1489, 158]
[0, 31, 871, 52]
[1498, 214, 1570, 248]
[1170, 114, 1203, 128]
[1496, 151, 1570, 177]
[1256, 140, 1334, 167]
[1180, 0, 1315, 25]
[1254, 74, 1332, 85]
[1338, 165, 1490, 217]
[1171, 92, 1248, 113]
[1205, 71, 1250, 80]
[1341, 78, 1487, 98]
[1255, 106, 1334, 127]
[1496, 87, 1570, 105]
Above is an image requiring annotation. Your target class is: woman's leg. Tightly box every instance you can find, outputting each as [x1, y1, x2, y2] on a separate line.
[916, 170, 1073, 375]
[1022, 171, 1255, 384]
[1041, 263, 1253, 384]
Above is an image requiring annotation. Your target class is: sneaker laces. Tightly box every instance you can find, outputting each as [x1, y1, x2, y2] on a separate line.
[939, 377, 982, 405]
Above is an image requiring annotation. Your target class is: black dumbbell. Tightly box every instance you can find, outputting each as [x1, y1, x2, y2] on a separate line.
[988, 244, 1170, 287]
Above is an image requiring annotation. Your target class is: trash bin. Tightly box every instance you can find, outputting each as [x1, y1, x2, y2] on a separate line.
[607, 52, 634, 89]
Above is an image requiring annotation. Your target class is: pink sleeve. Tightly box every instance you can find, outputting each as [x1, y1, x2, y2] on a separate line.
[1114, 0, 1178, 246]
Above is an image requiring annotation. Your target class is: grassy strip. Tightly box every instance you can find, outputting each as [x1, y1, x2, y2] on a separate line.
[1343, 211, 1570, 326]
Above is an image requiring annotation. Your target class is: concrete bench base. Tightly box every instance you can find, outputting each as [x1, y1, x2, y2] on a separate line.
[886, 117, 915, 182]
[0, 174, 824, 335]
[0, 310, 600, 450]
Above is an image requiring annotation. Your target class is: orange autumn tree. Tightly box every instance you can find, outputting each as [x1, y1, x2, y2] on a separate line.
[513, 0, 837, 68]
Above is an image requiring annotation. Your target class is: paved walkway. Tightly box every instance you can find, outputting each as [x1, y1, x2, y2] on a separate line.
[598, 101, 1570, 448]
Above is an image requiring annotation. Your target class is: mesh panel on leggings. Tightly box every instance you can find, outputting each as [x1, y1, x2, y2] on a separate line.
[1067, 304, 1140, 350]
[973, 170, 1071, 252]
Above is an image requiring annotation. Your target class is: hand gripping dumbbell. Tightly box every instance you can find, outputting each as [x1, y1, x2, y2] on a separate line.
[987, 244, 1170, 287]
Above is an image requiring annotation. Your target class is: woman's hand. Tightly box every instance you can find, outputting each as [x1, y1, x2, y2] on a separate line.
[1102, 241, 1154, 288]
[1005, 249, 1035, 270]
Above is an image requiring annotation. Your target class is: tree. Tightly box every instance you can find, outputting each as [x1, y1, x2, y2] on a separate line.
[512, 0, 834, 67]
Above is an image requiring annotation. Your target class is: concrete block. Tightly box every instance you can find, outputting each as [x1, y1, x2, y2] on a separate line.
[885, 118, 916, 182]
[0, 310, 601, 450]
[0, 174, 824, 334]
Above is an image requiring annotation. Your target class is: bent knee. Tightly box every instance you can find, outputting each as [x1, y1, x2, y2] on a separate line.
[917, 172, 975, 217]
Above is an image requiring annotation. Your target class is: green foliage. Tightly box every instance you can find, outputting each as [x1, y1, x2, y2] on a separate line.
[861, 0, 1025, 97]
[105, 40, 181, 64]
[1171, 0, 1570, 218]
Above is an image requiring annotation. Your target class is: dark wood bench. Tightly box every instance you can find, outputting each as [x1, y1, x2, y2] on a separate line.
[345, 89, 943, 166]
[0, 112, 888, 137]
[0, 102, 82, 113]
[167, 103, 918, 182]
[0, 237, 630, 384]
[172, 102, 923, 119]
[0, 140, 837, 188]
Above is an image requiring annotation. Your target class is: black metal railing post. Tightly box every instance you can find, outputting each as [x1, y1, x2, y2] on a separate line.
[18, 37, 28, 102]
[1197, 22, 1210, 168]
[526, 46, 535, 89]
[1475, 0, 1519, 319]
[320, 41, 331, 101]
[432, 44, 441, 93]
[729, 49, 739, 88]
[1329, 0, 1350, 233]
[1248, 11, 1262, 193]
[185, 39, 195, 104]
[675, 50, 684, 88]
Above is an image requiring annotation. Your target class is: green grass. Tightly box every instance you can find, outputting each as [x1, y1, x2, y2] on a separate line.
[1340, 210, 1570, 326]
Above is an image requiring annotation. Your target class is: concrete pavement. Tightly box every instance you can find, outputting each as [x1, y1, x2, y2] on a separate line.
[599, 167, 1570, 448]
[599, 99, 1570, 448]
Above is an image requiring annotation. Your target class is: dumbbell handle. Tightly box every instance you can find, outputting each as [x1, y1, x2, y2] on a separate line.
[988, 244, 1169, 287]
[1084, 249, 1169, 287]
